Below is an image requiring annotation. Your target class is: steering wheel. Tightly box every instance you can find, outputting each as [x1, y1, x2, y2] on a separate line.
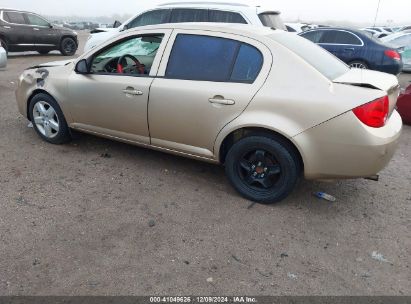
[117, 54, 145, 74]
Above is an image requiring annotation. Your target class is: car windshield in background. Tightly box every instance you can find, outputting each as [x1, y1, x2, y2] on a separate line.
[272, 33, 349, 80]
[258, 12, 286, 30]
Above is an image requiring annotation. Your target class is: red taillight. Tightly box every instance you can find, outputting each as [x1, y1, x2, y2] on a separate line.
[352, 96, 389, 128]
[384, 49, 401, 61]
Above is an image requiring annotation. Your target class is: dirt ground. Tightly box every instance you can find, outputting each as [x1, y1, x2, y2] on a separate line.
[0, 31, 410, 296]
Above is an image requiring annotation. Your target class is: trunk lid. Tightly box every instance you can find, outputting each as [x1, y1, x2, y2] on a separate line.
[333, 68, 400, 115]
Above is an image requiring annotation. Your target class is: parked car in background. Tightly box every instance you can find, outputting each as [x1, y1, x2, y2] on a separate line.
[17, 23, 402, 203]
[397, 84, 411, 125]
[365, 27, 392, 35]
[85, 2, 286, 51]
[382, 32, 411, 72]
[299, 28, 403, 75]
[0, 8, 78, 55]
[285, 22, 311, 33]
[397, 26, 411, 32]
[0, 46, 6, 68]
[361, 28, 388, 39]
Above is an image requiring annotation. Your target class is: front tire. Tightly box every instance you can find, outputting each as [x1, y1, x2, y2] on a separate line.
[60, 37, 77, 56]
[225, 136, 301, 204]
[28, 93, 71, 144]
[0, 38, 8, 55]
[38, 50, 50, 55]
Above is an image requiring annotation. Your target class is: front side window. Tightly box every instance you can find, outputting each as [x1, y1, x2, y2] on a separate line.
[170, 9, 208, 23]
[209, 10, 247, 24]
[25, 14, 49, 27]
[166, 34, 263, 83]
[4, 11, 26, 25]
[127, 10, 170, 29]
[300, 30, 324, 43]
[91, 34, 164, 75]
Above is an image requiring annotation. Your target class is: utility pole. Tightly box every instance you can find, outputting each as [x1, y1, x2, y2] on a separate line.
[373, 0, 381, 27]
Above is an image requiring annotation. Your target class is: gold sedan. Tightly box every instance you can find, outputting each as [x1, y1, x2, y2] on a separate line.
[16, 23, 402, 203]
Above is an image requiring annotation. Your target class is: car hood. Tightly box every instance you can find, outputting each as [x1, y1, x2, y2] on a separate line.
[333, 68, 400, 114]
[28, 59, 74, 69]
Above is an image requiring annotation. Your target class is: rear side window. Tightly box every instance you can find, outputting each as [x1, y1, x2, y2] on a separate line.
[170, 9, 208, 22]
[209, 10, 247, 24]
[231, 44, 263, 82]
[25, 14, 49, 27]
[128, 9, 171, 29]
[4, 11, 26, 24]
[166, 34, 263, 83]
[300, 30, 324, 43]
[321, 30, 362, 45]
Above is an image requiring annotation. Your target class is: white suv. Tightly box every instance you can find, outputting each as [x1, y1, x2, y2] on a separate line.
[84, 1, 285, 52]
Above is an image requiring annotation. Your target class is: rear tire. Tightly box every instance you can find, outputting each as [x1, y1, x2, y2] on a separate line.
[28, 93, 71, 144]
[349, 61, 368, 69]
[60, 37, 77, 56]
[225, 135, 301, 204]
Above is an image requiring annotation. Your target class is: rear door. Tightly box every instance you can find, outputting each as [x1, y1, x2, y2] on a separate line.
[319, 30, 363, 63]
[148, 30, 272, 158]
[1, 10, 31, 47]
[24, 13, 59, 47]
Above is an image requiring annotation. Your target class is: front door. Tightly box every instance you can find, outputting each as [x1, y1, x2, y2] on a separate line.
[148, 31, 272, 158]
[24, 13, 59, 48]
[67, 31, 172, 144]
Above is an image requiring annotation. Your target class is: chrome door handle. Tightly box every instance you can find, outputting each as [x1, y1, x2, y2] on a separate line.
[209, 97, 235, 105]
[122, 88, 143, 96]
[3, 26, 11, 29]
[33, 28, 40, 31]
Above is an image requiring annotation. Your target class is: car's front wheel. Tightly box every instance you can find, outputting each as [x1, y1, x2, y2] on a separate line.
[60, 37, 77, 56]
[28, 93, 71, 144]
[225, 135, 301, 204]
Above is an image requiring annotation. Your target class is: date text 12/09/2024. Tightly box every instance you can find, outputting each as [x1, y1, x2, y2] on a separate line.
[149, 297, 257, 303]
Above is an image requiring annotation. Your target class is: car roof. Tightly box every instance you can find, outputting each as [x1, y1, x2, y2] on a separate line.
[156, 2, 280, 14]
[124, 22, 279, 37]
[302, 27, 368, 36]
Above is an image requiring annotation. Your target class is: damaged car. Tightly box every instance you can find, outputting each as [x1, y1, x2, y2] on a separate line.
[16, 23, 402, 203]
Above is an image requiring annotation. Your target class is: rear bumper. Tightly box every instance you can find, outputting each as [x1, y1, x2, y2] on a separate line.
[293, 110, 402, 180]
[374, 62, 403, 75]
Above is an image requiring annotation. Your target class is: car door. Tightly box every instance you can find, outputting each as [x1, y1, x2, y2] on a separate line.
[24, 13, 59, 47]
[332, 30, 363, 63]
[0, 10, 31, 48]
[67, 30, 172, 144]
[148, 30, 272, 159]
[318, 30, 341, 57]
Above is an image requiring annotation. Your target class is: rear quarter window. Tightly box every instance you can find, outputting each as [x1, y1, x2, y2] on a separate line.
[300, 30, 324, 43]
[166, 34, 263, 83]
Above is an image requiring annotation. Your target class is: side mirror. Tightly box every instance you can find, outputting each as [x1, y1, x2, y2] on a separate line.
[49, 23, 53, 28]
[113, 20, 121, 28]
[75, 59, 89, 74]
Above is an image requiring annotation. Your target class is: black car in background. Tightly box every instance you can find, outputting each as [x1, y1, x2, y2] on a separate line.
[0, 8, 78, 56]
[299, 28, 403, 75]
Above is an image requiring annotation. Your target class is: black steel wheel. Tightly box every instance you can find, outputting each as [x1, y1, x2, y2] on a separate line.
[225, 135, 301, 204]
[60, 37, 77, 56]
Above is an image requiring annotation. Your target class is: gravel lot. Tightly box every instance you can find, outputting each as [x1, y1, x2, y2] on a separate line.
[0, 31, 410, 296]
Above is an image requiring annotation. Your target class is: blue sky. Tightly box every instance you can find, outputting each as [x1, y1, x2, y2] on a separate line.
[1, 0, 410, 25]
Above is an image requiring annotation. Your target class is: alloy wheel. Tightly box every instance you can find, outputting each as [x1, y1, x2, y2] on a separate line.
[32, 100, 60, 139]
